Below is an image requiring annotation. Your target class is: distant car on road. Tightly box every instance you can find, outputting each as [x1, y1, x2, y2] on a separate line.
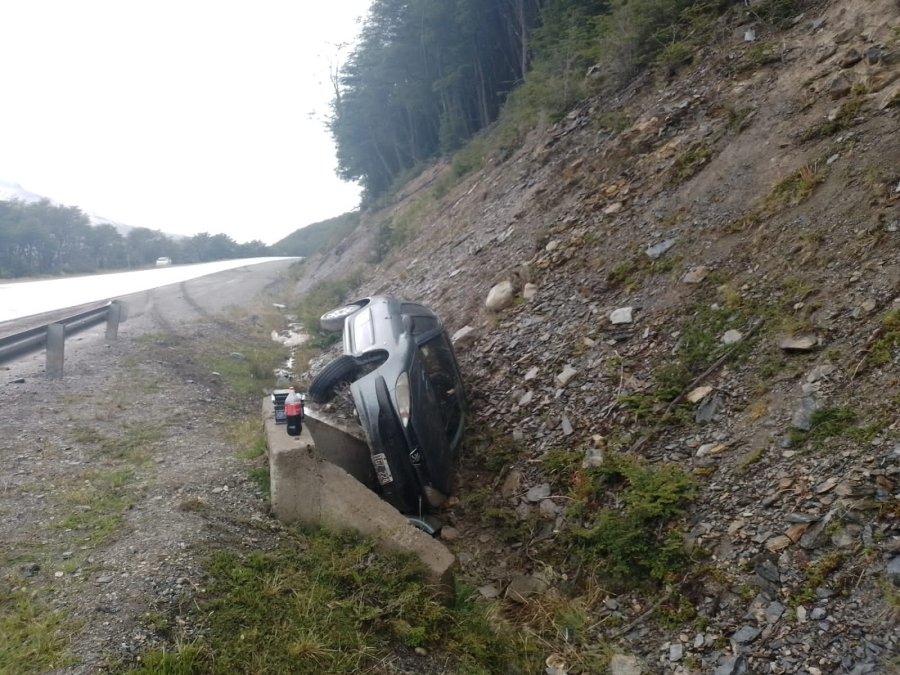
[309, 296, 466, 520]
[155, 257, 172, 267]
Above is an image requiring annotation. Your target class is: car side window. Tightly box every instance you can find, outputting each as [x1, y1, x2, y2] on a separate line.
[418, 336, 463, 441]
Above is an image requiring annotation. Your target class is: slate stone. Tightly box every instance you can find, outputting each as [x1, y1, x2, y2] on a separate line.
[696, 392, 723, 423]
[791, 396, 818, 431]
[730, 625, 761, 644]
[715, 654, 748, 675]
[886, 556, 900, 586]
[645, 238, 676, 259]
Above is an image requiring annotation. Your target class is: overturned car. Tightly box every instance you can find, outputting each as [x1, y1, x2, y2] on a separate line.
[308, 297, 466, 520]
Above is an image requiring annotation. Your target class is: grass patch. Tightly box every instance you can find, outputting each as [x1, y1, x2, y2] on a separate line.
[69, 422, 162, 464]
[656, 40, 694, 69]
[543, 448, 584, 482]
[788, 405, 890, 450]
[463, 430, 525, 474]
[649, 253, 682, 275]
[808, 407, 857, 441]
[248, 467, 270, 497]
[0, 586, 75, 673]
[607, 258, 637, 288]
[794, 552, 845, 605]
[594, 110, 632, 132]
[69, 421, 163, 466]
[749, 0, 807, 29]
[614, 298, 760, 427]
[70, 423, 105, 445]
[869, 309, 900, 366]
[229, 419, 267, 459]
[567, 455, 697, 589]
[375, 196, 436, 262]
[672, 143, 713, 182]
[56, 469, 135, 546]
[606, 250, 681, 293]
[128, 528, 540, 673]
[105, 424, 163, 463]
[202, 341, 286, 402]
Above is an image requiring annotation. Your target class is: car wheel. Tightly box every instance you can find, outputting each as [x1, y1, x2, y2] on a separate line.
[308, 355, 363, 403]
[320, 301, 366, 332]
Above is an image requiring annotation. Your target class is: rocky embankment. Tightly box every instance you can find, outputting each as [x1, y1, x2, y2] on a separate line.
[297, 1, 899, 672]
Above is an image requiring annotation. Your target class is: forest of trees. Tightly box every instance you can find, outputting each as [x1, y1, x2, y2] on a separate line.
[329, 0, 747, 200]
[0, 199, 269, 279]
[330, 0, 549, 199]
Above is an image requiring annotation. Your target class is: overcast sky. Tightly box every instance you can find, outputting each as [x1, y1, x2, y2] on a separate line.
[0, 1, 370, 245]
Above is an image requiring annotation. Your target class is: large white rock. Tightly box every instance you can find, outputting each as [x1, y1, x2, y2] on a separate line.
[451, 325, 477, 345]
[609, 306, 634, 324]
[485, 280, 515, 311]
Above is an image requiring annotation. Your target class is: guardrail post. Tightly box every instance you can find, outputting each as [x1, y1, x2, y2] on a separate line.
[106, 301, 122, 340]
[46, 323, 65, 379]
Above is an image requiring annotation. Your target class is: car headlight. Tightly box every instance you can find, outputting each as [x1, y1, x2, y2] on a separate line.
[395, 372, 411, 427]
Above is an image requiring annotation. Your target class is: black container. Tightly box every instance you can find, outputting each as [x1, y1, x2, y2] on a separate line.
[271, 389, 291, 424]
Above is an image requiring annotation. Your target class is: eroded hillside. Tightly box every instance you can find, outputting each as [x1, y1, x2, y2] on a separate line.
[297, 1, 899, 672]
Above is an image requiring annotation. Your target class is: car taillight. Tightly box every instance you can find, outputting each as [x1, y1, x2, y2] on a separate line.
[395, 372, 411, 427]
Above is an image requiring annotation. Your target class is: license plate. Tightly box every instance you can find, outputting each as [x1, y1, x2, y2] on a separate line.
[371, 453, 394, 485]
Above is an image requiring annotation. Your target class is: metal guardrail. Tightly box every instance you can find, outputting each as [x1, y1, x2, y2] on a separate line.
[0, 300, 125, 378]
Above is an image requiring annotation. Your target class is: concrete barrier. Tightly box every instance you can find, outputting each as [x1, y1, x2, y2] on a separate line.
[263, 399, 456, 594]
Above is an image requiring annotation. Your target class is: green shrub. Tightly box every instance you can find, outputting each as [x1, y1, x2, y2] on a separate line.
[569, 456, 697, 589]
[678, 302, 755, 373]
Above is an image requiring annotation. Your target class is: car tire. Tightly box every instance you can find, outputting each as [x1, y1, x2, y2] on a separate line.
[320, 301, 367, 332]
[308, 355, 363, 403]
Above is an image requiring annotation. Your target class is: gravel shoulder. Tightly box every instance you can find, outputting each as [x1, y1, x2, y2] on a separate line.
[0, 261, 295, 673]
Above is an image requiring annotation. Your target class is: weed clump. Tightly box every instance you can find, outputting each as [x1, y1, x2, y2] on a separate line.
[673, 143, 713, 182]
[764, 161, 828, 213]
[750, 0, 810, 29]
[869, 309, 900, 366]
[800, 93, 866, 142]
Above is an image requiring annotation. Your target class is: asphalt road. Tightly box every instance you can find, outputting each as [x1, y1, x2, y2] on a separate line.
[1, 258, 298, 376]
[1, 259, 297, 334]
[118, 258, 297, 334]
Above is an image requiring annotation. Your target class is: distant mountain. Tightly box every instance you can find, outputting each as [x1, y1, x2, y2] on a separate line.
[0, 179, 44, 205]
[0, 178, 174, 238]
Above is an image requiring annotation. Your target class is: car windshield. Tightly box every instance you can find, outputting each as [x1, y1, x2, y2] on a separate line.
[417, 335, 463, 443]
